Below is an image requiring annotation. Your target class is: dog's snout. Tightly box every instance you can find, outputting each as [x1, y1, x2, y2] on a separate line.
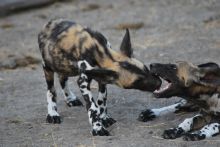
[150, 63, 158, 70]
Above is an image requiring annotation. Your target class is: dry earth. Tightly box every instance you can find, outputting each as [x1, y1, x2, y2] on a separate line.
[1, 0, 220, 146]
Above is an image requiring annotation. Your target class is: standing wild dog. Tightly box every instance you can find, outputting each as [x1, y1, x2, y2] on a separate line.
[139, 61, 220, 141]
[38, 19, 161, 136]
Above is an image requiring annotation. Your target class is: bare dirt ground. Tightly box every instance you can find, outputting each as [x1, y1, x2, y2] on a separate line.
[1, 0, 220, 146]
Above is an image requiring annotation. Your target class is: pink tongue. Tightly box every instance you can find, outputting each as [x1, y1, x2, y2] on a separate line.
[154, 78, 171, 93]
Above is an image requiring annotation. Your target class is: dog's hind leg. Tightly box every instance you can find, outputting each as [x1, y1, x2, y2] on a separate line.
[163, 113, 211, 139]
[97, 83, 116, 128]
[183, 122, 220, 141]
[58, 75, 83, 107]
[43, 65, 61, 124]
[138, 99, 187, 122]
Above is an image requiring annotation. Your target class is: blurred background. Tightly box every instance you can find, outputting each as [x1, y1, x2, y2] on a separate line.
[0, 0, 220, 146]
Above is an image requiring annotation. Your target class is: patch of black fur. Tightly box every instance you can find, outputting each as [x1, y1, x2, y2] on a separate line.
[80, 62, 87, 71]
[100, 107, 104, 114]
[80, 85, 87, 89]
[90, 109, 99, 123]
[46, 80, 54, 90]
[60, 76, 68, 89]
[119, 61, 146, 76]
[183, 133, 205, 141]
[198, 62, 219, 68]
[138, 109, 156, 122]
[51, 93, 57, 102]
[65, 93, 69, 97]
[80, 46, 100, 67]
[128, 78, 146, 90]
[98, 84, 106, 93]
[84, 28, 114, 61]
[46, 115, 61, 124]
[38, 32, 46, 50]
[50, 21, 75, 41]
[103, 98, 107, 106]
[84, 68, 119, 84]
[163, 128, 184, 139]
[97, 100, 103, 105]
[83, 94, 91, 110]
[120, 28, 132, 57]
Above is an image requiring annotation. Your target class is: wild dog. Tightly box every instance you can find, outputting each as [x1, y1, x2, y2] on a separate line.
[139, 61, 220, 141]
[38, 19, 161, 136]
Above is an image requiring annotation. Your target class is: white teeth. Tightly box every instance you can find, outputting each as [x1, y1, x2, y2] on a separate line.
[154, 78, 171, 93]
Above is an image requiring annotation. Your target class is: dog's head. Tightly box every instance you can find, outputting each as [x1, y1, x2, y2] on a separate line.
[150, 61, 220, 98]
[85, 29, 162, 92]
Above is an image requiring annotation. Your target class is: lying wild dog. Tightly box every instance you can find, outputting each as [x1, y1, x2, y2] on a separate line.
[38, 19, 161, 136]
[139, 61, 220, 141]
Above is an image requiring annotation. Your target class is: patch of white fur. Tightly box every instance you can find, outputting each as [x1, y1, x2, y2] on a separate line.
[92, 121, 102, 131]
[107, 41, 111, 49]
[178, 114, 202, 132]
[42, 60, 45, 67]
[151, 99, 187, 116]
[47, 90, 59, 116]
[61, 80, 77, 102]
[198, 123, 220, 138]
[81, 73, 87, 79]
[97, 91, 106, 100]
[77, 60, 94, 70]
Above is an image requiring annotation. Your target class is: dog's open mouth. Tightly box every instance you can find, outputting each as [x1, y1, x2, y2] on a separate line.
[153, 77, 172, 94]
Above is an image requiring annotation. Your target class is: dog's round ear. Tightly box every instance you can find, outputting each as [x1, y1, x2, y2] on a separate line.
[120, 29, 133, 58]
[197, 62, 220, 87]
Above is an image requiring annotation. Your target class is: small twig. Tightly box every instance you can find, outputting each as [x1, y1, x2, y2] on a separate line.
[138, 123, 166, 128]
[152, 136, 164, 140]
[51, 127, 58, 147]
[92, 137, 96, 147]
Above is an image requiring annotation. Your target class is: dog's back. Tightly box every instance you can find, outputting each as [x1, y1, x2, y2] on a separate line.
[38, 19, 111, 76]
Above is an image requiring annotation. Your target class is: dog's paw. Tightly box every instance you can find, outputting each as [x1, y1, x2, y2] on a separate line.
[92, 127, 110, 136]
[66, 99, 83, 107]
[162, 128, 184, 139]
[46, 115, 61, 124]
[102, 116, 116, 128]
[183, 133, 205, 141]
[138, 109, 156, 122]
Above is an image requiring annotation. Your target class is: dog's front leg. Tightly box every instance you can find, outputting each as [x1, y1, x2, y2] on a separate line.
[77, 60, 109, 136]
[138, 99, 187, 122]
[97, 83, 116, 128]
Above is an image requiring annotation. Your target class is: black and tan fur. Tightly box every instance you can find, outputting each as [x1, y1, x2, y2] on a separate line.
[139, 61, 220, 141]
[38, 19, 161, 136]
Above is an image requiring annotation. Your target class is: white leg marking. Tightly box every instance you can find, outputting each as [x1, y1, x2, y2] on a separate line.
[151, 99, 187, 116]
[178, 114, 201, 132]
[47, 90, 59, 116]
[78, 60, 94, 70]
[198, 123, 220, 138]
